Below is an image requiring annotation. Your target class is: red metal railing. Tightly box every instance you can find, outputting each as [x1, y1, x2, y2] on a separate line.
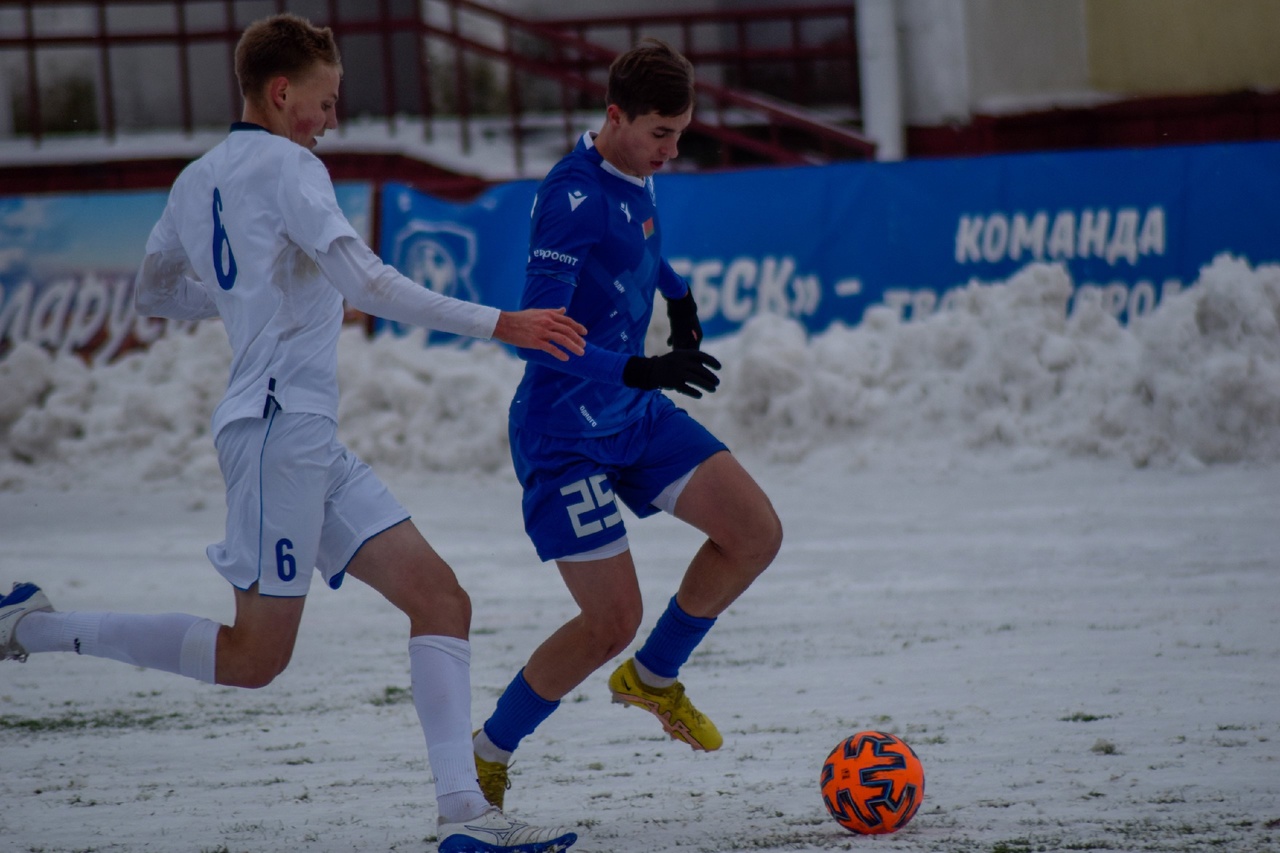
[0, 0, 873, 177]
[542, 4, 861, 114]
[414, 0, 873, 170]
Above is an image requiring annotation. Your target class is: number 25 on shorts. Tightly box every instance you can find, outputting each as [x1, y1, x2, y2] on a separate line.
[560, 476, 622, 538]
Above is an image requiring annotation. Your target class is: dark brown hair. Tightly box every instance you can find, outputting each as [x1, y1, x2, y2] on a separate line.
[605, 38, 695, 119]
[235, 13, 341, 101]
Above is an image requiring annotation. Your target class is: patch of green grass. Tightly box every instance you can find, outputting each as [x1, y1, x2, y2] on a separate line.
[370, 685, 413, 706]
[0, 708, 183, 732]
[991, 840, 1036, 853]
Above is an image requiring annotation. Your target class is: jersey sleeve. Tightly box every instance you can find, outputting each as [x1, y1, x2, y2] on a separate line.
[526, 170, 607, 286]
[317, 236, 499, 339]
[143, 201, 182, 255]
[657, 258, 690, 300]
[517, 273, 628, 383]
[279, 148, 360, 259]
[133, 248, 218, 321]
[517, 169, 628, 382]
[135, 204, 218, 320]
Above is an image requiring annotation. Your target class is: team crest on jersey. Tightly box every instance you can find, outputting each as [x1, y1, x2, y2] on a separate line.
[568, 190, 588, 211]
[642, 217, 655, 240]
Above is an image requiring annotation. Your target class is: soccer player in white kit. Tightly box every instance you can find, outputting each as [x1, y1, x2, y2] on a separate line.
[0, 14, 582, 852]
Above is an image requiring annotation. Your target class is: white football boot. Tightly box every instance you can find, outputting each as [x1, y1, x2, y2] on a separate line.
[437, 806, 576, 853]
[0, 582, 53, 662]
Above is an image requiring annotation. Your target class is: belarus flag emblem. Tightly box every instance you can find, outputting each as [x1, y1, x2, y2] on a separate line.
[642, 217, 655, 240]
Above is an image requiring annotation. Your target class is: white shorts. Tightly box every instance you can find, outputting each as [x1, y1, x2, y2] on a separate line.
[207, 409, 410, 597]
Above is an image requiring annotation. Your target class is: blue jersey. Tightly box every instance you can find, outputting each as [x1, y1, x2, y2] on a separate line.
[509, 132, 688, 438]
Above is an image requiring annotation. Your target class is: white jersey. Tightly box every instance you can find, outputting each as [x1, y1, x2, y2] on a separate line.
[137, 124, 498, 437]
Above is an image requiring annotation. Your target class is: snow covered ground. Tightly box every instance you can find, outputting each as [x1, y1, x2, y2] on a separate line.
[1, 257, 1278, 852]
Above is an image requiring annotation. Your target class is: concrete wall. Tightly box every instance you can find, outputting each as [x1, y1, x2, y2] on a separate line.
[1085, 0, 1280, 95]
[896, 0, 1280, 127]
[896, 0, 971, 124]
[965, 0, 1091, 111]
[898, 0, 1092, 124]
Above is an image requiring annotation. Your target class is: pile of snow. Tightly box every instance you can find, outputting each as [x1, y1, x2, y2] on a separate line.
[691, 255, 1280, 470]
[1, 254, 1277, 491]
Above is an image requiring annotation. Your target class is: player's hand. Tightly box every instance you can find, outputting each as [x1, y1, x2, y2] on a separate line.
[665, 290, 702, 350]
[494, 307, 587, 361]
[622, 350, 721, 398]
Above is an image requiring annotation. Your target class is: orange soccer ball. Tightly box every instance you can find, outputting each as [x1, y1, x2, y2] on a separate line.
[820, 731, 924, 835]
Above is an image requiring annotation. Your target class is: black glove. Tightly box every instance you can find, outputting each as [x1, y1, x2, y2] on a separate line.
[623, 350, 722, 398]
[665, 290, 702, 350]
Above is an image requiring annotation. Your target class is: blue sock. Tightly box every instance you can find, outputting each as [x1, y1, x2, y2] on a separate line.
[635, 596, 717, 680]
[482, 669, 560, 753]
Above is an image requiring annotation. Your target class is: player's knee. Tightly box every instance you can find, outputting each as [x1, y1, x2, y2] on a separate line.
[433, 580, 472, 624]
[221, 651, 292, 689]
[235, 668, 281, 690]
[583, 604, 641, 660]
[400, 578, 471, 638]
[600, 630, 636, 661]
[755, 506, 784, 564]
[729, 502, 783, 570]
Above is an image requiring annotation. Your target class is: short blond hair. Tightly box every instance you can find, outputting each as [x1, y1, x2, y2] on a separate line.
[235, 13, 341, 101]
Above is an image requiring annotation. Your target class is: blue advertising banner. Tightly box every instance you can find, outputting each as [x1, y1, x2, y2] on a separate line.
[379, 140, 1280, 340]
[378, 181, 536, 343]
[0, 183, 371, 362]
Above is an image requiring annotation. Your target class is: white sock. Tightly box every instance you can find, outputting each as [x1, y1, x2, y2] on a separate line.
[179, 618, 220, 684]
[473, 728, 513, 765]
[12, 610, 62, 654]
[633, 656, 677, 689]
[15, 611, 219, 683]
[408, 635, 489, 824]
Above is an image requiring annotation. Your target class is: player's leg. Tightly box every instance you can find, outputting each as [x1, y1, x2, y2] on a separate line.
[2, 580, 303, 689]
[1, 583, 219, 682]
[472, 549, 640, 809]
[666, 450, 782, 618]
[316, 442, 481, 818]
[621, 451, 781, 696]
[208, 410, 324, 687]
[344, 518, 469, 639]
[603, 492, 729, 751]
[473, 426, 642, 809]
[337, 474, 575, 849]
[607, 408, 781, 750]
[527, 552, 644, 698]
[3, 413, 321, 685]
[215, 586, 306, 688]
[344, 521, 486, 823]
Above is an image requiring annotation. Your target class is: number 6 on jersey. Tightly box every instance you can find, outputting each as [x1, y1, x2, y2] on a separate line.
[212, 187, 238, 290]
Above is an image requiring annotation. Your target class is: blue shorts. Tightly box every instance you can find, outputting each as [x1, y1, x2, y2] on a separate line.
[510, 395, 727, 562]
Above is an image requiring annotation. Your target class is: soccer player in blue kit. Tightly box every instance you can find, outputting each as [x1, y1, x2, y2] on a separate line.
[0, 14, 582, 852]
[471, 40, 784, 809]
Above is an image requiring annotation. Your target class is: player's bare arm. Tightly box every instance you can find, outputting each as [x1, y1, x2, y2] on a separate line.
[494, 307, 587, 362]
